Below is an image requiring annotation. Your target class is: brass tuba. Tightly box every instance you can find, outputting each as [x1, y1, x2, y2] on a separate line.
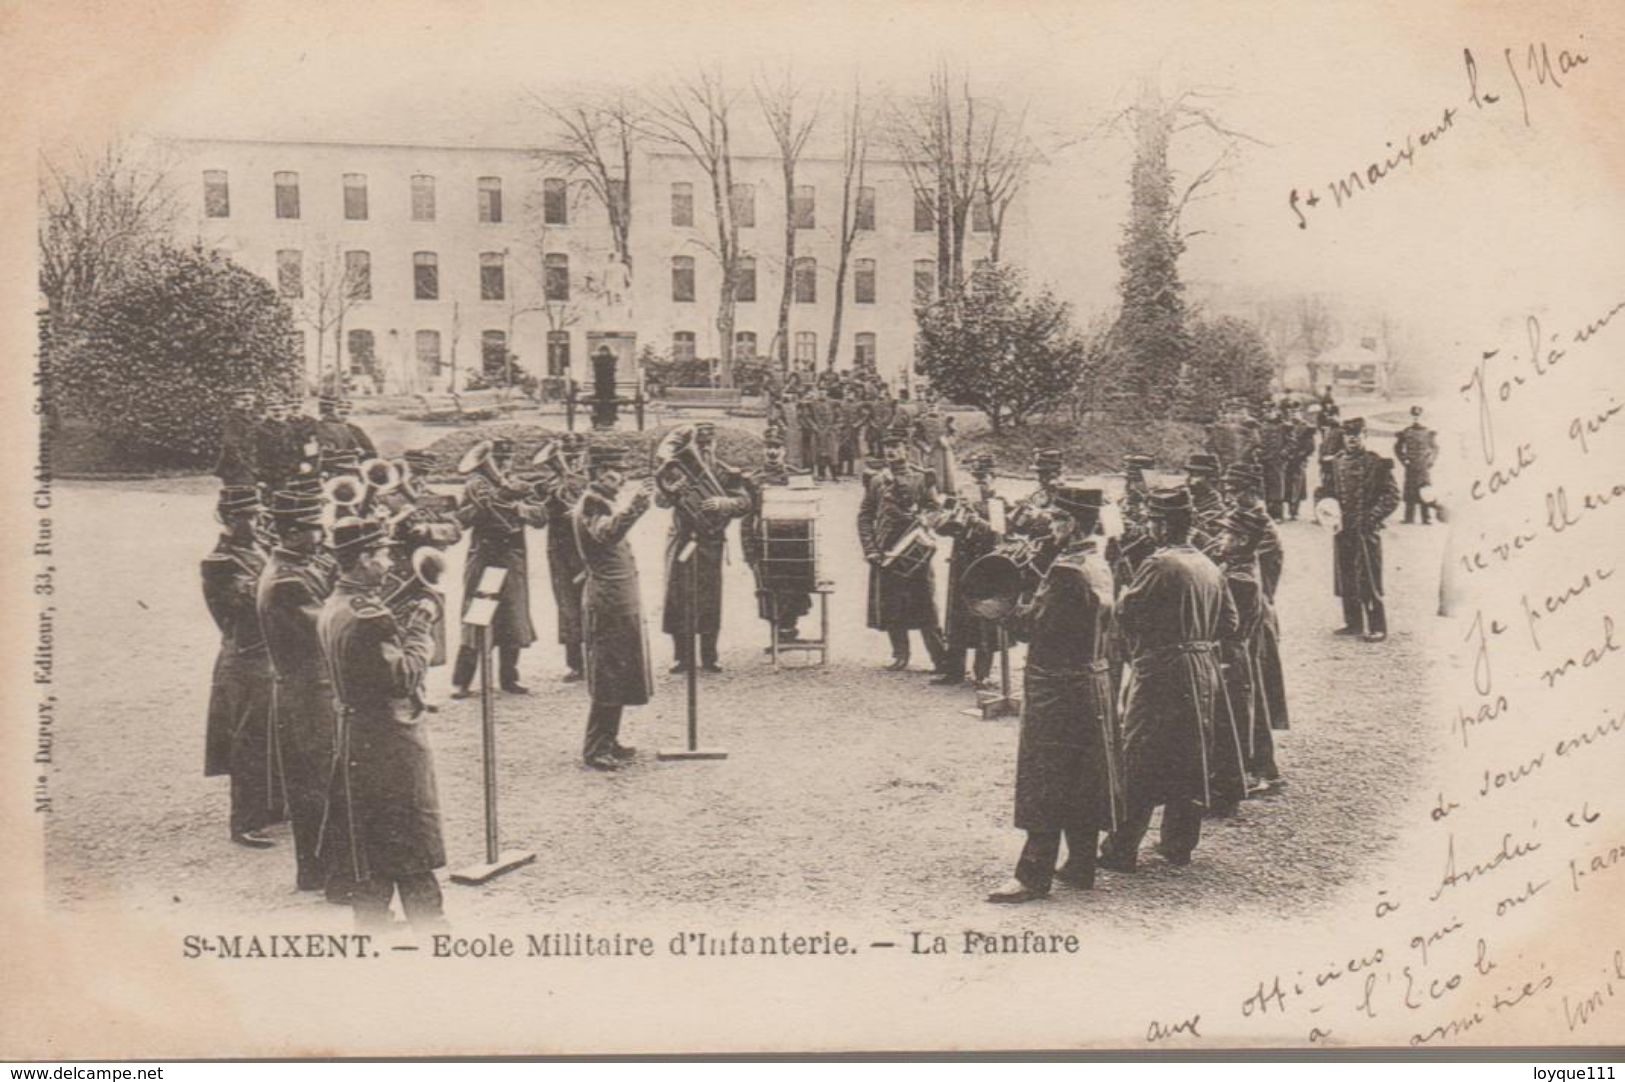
[383, 546, 448, 624]
[324, 473, 368, 511]
[526, 440, 585, 506]
[652, 424, 735, 533]
[960, 536, 1060, 622]
[362, 457, 404, 494]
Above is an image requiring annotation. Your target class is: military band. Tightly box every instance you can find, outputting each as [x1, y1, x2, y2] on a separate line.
[201, 383, 1421, 920]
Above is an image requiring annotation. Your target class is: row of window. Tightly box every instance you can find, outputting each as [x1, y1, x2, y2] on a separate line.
[337, 327, 880, 380]
[274, 248, 941, 306]
[205, 170, 994, 232]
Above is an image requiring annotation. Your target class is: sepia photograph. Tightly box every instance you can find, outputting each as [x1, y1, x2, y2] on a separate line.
[4, 0, 1624, 1061]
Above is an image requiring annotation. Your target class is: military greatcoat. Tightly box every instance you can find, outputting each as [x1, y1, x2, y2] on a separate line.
[316, 578, 444, 884]
[1330, 449, 1401, 604]
[458, 473, 546, 650]
[1007, 541, 1123, 832]
[575, 483, 655, 707]
[659, 458, 751, 638]
[202, 535, 275, 827]
[1116, 545, 1238, 809]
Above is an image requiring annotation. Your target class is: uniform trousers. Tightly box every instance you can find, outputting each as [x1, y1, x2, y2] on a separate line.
[671, 632, 719, 668]
[1102, 798, 1204, 864]
[1015, 822, 1099, 892]
[939, 645, 994, 683]
[583, 703, 624, 762]
[888, 627, 947, 668]
[564, 641, 585, 673]
[1341, 592, 1388, 636]
[451, 644, 521, 689]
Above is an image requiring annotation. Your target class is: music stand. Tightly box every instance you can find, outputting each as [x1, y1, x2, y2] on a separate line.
[659, 540, 729, 761]
[451, 567, 537, 884]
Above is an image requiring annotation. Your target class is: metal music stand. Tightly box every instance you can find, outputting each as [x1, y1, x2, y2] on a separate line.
[659, 540, 728, 761]
[451, 567, 537, 885]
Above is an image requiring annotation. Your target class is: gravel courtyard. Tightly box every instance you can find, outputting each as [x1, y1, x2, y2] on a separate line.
[44, 468, 1445, 937]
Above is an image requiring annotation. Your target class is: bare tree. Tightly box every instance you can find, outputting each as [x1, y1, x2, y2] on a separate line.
[886, 64, 978, 299]
[291, 242, 367, 397]
[528, 88, 643, 275]
[755, 69, 821, 371]
[38, 140, 177, 324]
[826, 84, 868, 369]
[974, 103, 1036, 263]
[1296, 292, 1338, 389]
[644, 70, 745, 387]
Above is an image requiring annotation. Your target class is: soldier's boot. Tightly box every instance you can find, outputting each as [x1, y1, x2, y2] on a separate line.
[562, 641, 585, 682]
[700, 632, 721, 672]
[498, 646, 528, 694]
[450, 645, 479, 698]
[931, 646, 968, 686]
[885, 629, 911, 670]
[921, 627, 950, 674]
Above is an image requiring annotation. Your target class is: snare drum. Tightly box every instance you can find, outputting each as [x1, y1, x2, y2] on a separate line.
[881, 523, 937, 579]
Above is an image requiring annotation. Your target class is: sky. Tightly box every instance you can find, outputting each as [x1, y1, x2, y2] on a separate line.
[18, 0, 1625, 394]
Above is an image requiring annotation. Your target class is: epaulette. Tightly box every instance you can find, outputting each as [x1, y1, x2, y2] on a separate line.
[350, 594, 394, 621]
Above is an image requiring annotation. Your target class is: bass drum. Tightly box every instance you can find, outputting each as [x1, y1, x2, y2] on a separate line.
[961, 539, 1044, 622]
[760, 517, 818, 592]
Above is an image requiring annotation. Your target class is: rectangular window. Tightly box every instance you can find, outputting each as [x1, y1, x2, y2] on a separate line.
[276, 249, 302, 299]
[344, 250, 371, 301]
[971, 194, 993, 233]
[730, 183, 755, 227]
[543, 177, 568, 225]
[478, 176, 503, 223]
[671, 181, 694, 227]
[855, 185, 875, 231]
[411, 175, 436, 221]
[546, 330, 571, 377]
[792, 184, 815, 229]
[543, 252, 569, 302]
[346, 330, 376, 377]
[343, 174, 368, 220]
[913, 188, 935, 233]
[480, 252, 506, 302]
[671, 256, 695, 302]
[793, 256, 816, 304]
[414, 330, 442, 381]
[203, 170, 230, 218]
[854, 332, 877, 368]
[734, 256, 756, 303]
[607, 177, 628, 222]
[733, 331, 757, 361]
[854, 258, 876, 304]
[913, 259, 936, 303]
[414, 251, 439, 300]
[672, 331, 697, 363]
[482, 330, 508, 375]
[794, 331, 817, 365]
[274, 171, 300, 220]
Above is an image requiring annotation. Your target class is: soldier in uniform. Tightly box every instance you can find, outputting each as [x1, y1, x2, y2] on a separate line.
[935, 452, 1001, 688]
[1182, 453, 1226, 557]
[253, 394, 302, 497]
[658, 421, 752, 673]
[1256, 406, 1288, 521]
[314, 394, 360, 457]
[316, 517, 446, 930]
[1210, 507, 1268, 815]
[804, 387, 838, 482]
[865, 387, 898, 458]
[256, 489, 340, 894]
[202, 486, 277, 848]
[1114, 453, 1158, 585]
[1315, 402, 1345, 501]
[741, 433, 813, 645]
[374, 453, 462, 669]
[1282, 406, 1317, 520]
[835, 388, 862, 479]
[1329, 417, 1401, 642]
[451, 438, 548, 696]
[986, 486, 1121, 903]
[540, 433, 590, 682]
[1008, 448, 1063, 538]
[1394, 405, 1439, 524]
[575, 446, 657, 771]
[858, 432, 948, 672]
[1221, 463, 1283, 601]
[335, 397, 377, 459]
[215, 389, 261, 486]
[1099, 488, 1237, 872]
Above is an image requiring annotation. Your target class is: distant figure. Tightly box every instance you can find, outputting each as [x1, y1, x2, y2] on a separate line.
[1328, 417, 1401, 642]
[1393, 405, 1439, 525]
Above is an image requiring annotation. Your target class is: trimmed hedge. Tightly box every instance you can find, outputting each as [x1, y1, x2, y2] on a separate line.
[958, 416, 1208, 477]
[418, 423, 767, 482]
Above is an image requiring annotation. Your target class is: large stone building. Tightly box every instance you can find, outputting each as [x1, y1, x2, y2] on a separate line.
[162, 135, 1020, 392]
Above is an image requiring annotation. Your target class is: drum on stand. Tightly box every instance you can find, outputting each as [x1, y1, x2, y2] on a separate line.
[759, 487, 822, 593]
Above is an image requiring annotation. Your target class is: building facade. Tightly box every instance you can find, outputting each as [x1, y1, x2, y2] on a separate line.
[163, 135, 1020, 393]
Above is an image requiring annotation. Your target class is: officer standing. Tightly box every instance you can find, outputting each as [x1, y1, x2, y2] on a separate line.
[316, 517, 446, 930]
[986, 487, 1121, 903]
[741, 433, 813, 646]
[1099, 489, 1237, 872]
[202, 486, 276, 848]
[1394, 405, 1439, 524]
[256, 489, 340, 894]
[1329, 417, 1401, 642]
[936, 452, 1001, 688]
[574, 446, 657, 771]
[215, 389, 261, 486]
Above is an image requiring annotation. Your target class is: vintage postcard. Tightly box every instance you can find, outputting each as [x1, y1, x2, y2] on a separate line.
[3, 0, 1623, 1059]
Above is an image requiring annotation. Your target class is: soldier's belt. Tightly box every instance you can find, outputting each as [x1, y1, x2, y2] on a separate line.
[1027, 659, 1110, 678]
[1133, 641, 1217, 664]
